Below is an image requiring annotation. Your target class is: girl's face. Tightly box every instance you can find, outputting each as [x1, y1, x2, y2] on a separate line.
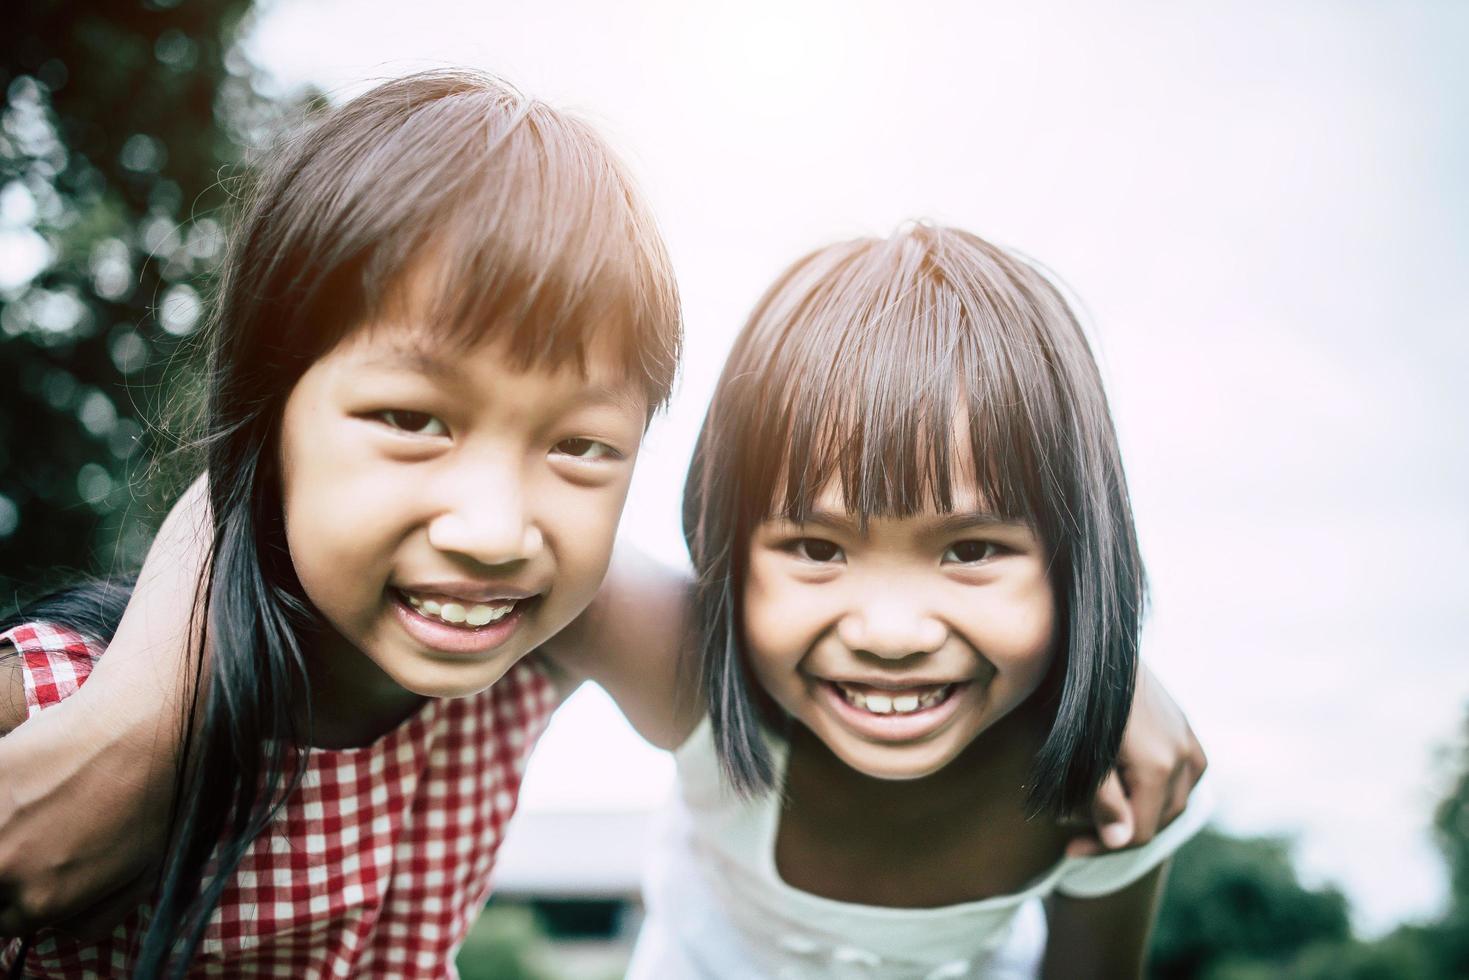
[743, 481, 1056, 781]
[277, 287, 647, 714]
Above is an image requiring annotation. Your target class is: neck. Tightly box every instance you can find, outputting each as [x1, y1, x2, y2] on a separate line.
[296, 625, 427, 749]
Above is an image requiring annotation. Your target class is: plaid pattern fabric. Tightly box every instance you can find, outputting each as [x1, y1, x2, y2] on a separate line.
[0, 622, 558, 979]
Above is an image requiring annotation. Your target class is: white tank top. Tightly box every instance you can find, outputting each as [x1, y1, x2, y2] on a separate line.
[629, 717, 1212, 980]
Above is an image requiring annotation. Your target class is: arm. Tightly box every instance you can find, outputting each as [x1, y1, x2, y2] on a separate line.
[0, 645, 24, 733]
[1072, 666, 1207, 854]
[0, 476, 209, 936]
[536, 542, 703, 750]
[1041, 864, 1168, 980]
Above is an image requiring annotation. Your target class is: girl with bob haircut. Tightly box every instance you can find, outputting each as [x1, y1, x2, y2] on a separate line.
[628, 224, 1212, 978]
[1, 68, 681, 977]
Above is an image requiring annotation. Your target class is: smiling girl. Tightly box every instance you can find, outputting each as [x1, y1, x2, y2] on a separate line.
[623, 224, 1213, 979]
[0, 69, 680, 977]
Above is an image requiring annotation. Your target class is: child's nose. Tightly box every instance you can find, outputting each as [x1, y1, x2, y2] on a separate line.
[427, 484, 544, 567]
[836, 598, 947, 660]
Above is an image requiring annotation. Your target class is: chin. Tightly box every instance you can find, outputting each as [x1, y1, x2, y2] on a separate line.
[388, 656, 520, 701]
[828, 734, 968, 782]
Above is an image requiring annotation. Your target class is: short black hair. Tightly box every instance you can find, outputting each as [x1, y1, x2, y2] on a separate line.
[682, 223, 1144, 818]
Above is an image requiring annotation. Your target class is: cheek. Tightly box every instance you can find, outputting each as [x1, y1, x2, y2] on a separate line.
[740, 557, 816, 675]
[537, 474, 633, 586]
[518, 474, 637, 644]
[279, 451, 367, 616]
[953, 564, 1058, 682]
[739, 584, 803, 718]
[991, 574, 1059, 685]
[278, 422, 409, 613]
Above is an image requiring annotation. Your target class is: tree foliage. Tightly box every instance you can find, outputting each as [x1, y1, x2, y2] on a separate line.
[0, 0, 286, 592]
[1150, 829, 1349, 979]
[1151, 708, 1469, 979]
[455, 905, 560, 980]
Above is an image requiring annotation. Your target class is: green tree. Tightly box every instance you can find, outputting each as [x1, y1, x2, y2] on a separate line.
[0, 0, 286, 592]
[1149, 829, 1351, 979]
[455, 905, 560, 980]
[1421, 709, 1469, 975]
[1150, 707, 1469, 979]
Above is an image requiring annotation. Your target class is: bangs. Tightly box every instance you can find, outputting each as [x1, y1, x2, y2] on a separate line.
[686, 222, 1143, 814]
[390, 107, 677, 402]
[270, 72, 680, 409]
[735, 229, 1067, 533]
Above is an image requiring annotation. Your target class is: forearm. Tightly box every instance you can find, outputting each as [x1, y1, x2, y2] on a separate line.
[1040, 865, 1166, 980]
[0, 474, 211, 932]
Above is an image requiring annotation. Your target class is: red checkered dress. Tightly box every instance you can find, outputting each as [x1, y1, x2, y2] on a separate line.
[0, 621, 558, 979]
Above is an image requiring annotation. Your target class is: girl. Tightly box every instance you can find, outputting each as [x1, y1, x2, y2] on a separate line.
[623, 224, 1213, 979]
[0, 68, 683, 977]
[0, 92, 1205, 977]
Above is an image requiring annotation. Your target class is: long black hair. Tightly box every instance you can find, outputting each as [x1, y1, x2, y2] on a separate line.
[682, 224, 1144, 819]
[10, 69, 681, 977]
[1, 578, 135, 647]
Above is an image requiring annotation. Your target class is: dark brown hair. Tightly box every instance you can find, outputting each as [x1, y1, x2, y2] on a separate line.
[683, 223, 1141, 818]
[141, 70, 680, 975]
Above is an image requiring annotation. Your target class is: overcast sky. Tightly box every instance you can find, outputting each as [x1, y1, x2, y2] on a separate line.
[245, 0, 1469, 934]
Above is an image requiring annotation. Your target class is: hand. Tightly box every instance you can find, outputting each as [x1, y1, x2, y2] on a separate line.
[1067, 664, 1207, 857]
[0, 681, 174, 939]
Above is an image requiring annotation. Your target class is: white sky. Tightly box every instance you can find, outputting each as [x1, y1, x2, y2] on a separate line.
[247, 0, 1469, 935]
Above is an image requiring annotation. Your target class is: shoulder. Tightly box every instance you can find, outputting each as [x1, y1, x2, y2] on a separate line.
[0, 622, 106, 731]
[537, 543, 704, 750]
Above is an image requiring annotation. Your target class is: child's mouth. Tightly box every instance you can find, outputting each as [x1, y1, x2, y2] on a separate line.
[830, 681, 957, 716]
[399, 590, 521, 628]
[819, 679, 970, 742]
[390, 588, 539, 655]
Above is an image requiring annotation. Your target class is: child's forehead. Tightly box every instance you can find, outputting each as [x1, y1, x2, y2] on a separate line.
[334, 318, 646, 407]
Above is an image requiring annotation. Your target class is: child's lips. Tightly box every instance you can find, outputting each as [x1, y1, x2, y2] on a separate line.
[390, 589, 538, 655]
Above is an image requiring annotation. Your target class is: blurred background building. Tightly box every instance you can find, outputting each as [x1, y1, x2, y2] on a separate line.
[3, 1, 1466, 977]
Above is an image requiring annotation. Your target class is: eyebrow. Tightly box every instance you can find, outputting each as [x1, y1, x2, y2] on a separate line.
[357, 346, 463, 381]
[781, 509, 1025, 534]
[356, 345, 645, 412]
[927, 511, 1028, 535]
[570, 382, 647, 413]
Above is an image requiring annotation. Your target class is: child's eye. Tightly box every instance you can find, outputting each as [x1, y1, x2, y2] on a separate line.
[376, 410, 448, 436]
[943, 540, 999, 565]
[791, 538, 844, 563]
[553, 438, 622, 461]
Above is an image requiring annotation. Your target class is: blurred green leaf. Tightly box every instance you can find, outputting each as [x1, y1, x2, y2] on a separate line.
[1151, 707, 1469, 979]
[455, 905, 559, 980]
[0, 0, 300, 592]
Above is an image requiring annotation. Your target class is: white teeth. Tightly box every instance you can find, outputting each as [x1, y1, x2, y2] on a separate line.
[864, 694, 893, 714]
[403, 592, 516, 628]
[839, 684, 952, 715]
